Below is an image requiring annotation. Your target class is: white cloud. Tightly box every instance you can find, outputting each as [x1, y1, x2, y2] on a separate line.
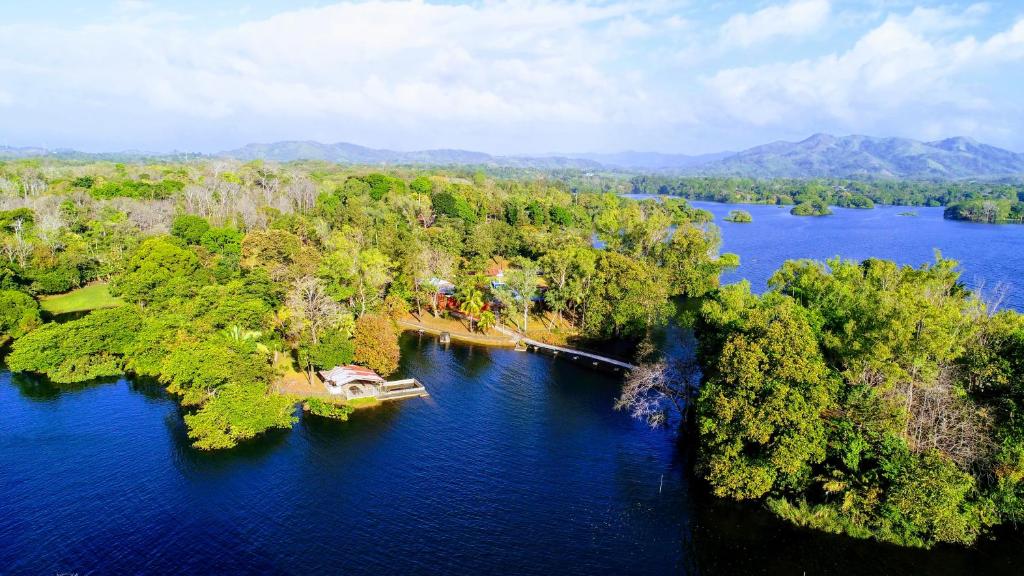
[705, 8, 1024, 134]
[0, 1, 1021, 153]
[719, 0, 831, 48]
[0, 1, 687, 151]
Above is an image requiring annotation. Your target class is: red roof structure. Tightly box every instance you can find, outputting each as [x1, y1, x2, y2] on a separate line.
[319, 365, 385, 386]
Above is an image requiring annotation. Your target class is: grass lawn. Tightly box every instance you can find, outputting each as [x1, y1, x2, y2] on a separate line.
[39, 283, 124, 315]
[345, 397, 381, 409]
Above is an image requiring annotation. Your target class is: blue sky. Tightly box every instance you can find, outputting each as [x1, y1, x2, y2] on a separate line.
[1, 1, 1022, 154]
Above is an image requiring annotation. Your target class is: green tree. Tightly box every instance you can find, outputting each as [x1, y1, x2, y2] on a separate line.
[353, 314, 400, 376]
[0, 289, 41, 341]
[458, 286, 485, 331]
[112, 237, 201, 306]
[170, 214, 211, 245]
[477, 310, 496, 334]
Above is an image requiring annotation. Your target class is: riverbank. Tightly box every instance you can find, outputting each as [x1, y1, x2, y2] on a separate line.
[397, 313, 518, 347]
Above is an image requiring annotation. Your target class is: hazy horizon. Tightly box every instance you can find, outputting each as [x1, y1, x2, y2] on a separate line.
[2, 1, 1023, 154]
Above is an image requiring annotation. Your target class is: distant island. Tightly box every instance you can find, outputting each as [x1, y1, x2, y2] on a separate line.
[944, 199, 1024, 223]
[791, 199, 832, 216]
[724, 209, 753, 223]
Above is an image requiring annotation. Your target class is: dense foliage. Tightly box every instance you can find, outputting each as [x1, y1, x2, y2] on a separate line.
[944, 199, 1024, 223]
[0, 159, 732, 449]
[631, 175, 1022, 209]
[696, 257, 1024, 548]
[723, 210, 752, 223]
[790, 199, 833, 216]
[0, 289, 40, 342]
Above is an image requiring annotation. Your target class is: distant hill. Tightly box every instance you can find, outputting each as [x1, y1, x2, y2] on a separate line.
[698, 134, 1024, 179]
[4, 135, 1023, 179]
[549, 150, 735, 170]
[221, 141, 490, 165]
[220, 141, 605, 169]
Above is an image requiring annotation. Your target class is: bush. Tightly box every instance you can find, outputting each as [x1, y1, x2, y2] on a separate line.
[305, 398, 354, 421]
[29, 265, 81, 294]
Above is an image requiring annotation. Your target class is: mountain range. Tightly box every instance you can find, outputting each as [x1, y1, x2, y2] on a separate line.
[4, 134, 1023, 180]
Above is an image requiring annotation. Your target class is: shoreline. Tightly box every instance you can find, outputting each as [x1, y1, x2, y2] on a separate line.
[397, 318, 518, 348]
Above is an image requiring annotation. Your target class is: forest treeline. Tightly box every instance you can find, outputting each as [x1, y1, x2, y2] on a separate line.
[630, 175, 1024, 210]
[0, 159, 734, 449]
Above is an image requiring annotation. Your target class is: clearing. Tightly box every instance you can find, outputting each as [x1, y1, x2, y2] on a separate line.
[39, 283, 124, 315]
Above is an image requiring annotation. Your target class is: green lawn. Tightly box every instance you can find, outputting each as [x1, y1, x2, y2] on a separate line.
[39, 283, 124, 315]
[345, 397, 381, 409]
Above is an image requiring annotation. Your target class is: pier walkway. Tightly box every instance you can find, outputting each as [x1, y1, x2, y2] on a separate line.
[489, 324, 637, 371]
[399, 312, 637, 372]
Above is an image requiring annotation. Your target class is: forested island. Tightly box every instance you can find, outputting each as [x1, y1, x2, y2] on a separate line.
[944, 199, 1024, 223]
[723, 209, 752, 223]
[790, 199, 833, 216]
[2, 159, 1024, 551]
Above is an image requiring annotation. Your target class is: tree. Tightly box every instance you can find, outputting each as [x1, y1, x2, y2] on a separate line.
[697, 287, 835, 500]
[298, 328, 356, 384]
[0, 289, 40, 341]
[6, 306, 141, 383]
[354, 314, 400, 376]
[170, 214, 211, 245]
[724, 210, 752, 223]
[458, 286, 485, 331]
[184, 382, 296, 450]
[112, 237, 201, 306]
[286, 276, 342, 347]
[616, 356, 700, 428]
[505, 261, 539, 333]
[477, 310, 496, 334]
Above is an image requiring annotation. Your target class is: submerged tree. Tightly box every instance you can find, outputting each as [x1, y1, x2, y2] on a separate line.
[615, 356, 701, 428]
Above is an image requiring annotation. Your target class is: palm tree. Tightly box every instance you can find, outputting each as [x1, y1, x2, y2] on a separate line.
[458, 287, 485, 331]
[477, 310, 496, 334]
[220, 325, 263, 342]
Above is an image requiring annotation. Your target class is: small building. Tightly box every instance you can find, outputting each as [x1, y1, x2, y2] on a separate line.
[427, 277, 456, 296]
[320, 365, 386, 400]
[319, 365, 430, 403]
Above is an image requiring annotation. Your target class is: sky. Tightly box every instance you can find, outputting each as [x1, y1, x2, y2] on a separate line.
[0, 0, 1022, 155]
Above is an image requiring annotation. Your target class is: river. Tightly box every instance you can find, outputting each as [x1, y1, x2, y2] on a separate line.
[3, 332, 1023, 574]
[4, 203, 1024, 574]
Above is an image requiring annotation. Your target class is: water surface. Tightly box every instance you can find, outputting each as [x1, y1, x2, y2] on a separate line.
[2, 334, 1023, 575]
[627, 197, 1024, 311]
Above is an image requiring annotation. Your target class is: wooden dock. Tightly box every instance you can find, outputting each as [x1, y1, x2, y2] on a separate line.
[490, 324, 637, 371]
[378, 378, 429, 401]
[519, 338, 636, 371]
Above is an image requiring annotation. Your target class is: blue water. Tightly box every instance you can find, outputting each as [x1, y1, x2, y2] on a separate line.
[3, 334, 1023, 575]
[628, 197, 1024, 311]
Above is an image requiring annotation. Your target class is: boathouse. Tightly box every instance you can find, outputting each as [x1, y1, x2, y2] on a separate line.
[319, 365, 430, 402]
[320, 365, 386, 400]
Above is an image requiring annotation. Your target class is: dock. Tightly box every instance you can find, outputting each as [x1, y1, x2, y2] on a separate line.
[490, 323, 637, 371]
[518, 338, 636, 371]
[378, 378, 429, 401]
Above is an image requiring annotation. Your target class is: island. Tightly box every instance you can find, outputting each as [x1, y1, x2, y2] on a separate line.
[724, 209, 753, 223]
[790, 199, 833, 216]
[944, 199, 1024, 223]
